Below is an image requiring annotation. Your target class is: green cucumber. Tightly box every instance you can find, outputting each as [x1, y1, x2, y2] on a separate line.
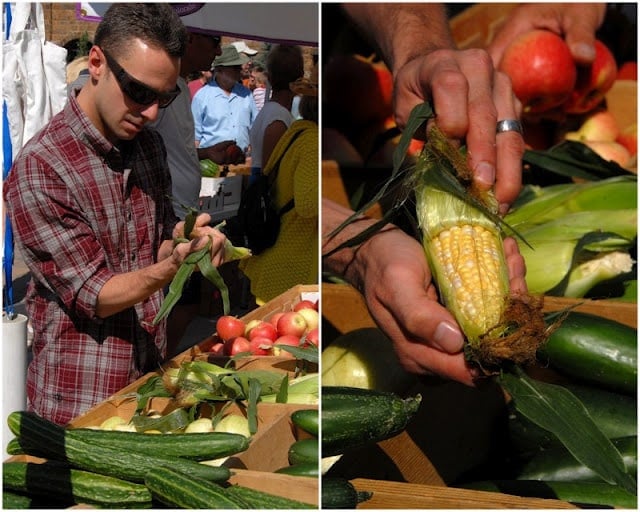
[460, 480, 637, 508]
[67, 428, 249, 461]
[274, 462, 319, 477]
[224, 484, 316, 509]
[321, 477, 373, 509]
[321, 386, 422, 457]
[8, 411, 230, 484]
[291, 409, 319, 437]
[516, 436, 637, 482]
[288, 438, 319, 465]
[3, 491, 40, 509]
[539, 311, 637, 394]
[144, 466, 247, 509]
[3, 461, 152, 508]
[508, 382, 637, 457]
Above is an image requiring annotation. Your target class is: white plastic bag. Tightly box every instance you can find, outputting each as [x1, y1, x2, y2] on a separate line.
[3, 3, 67, 152]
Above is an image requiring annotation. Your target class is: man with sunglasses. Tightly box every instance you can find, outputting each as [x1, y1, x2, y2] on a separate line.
[4, 4, 228, 425]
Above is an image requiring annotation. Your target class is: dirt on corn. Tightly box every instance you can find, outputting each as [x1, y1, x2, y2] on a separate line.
[469, 293, 550, 372]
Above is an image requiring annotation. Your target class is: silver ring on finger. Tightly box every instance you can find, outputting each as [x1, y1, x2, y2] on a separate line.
[496, 119, 523, 135]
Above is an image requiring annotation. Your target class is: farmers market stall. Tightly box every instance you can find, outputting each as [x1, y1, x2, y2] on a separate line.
[5, 285, 320, 508]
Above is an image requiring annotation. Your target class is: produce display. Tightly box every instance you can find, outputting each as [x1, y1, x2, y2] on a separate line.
[3, 288, 320, 508]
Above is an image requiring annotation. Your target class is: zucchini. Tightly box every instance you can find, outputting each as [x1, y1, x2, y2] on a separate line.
[321, 477, 373, 509]
[224, 484, 316, 509]
[460, 480, 637, 508]
[288, 438, 319, 465]
[516, 436, 637, 482]
[291, 409, 319, 437]
[66, 428, 249, 461]
[3, 460, 152, 508]
[8, 411, 230, 484]
[274, 462, 319, 477]
[144, 466, 248, 509]
[538, 311, 637, 394]
[322, 386, 422, 457]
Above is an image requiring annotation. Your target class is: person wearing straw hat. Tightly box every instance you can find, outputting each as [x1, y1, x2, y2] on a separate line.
[192, 45, 258, 163]
[239, 66, 318, 304]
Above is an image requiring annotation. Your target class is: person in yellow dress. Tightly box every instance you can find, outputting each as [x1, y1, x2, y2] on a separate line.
[240, 72, 318, 304]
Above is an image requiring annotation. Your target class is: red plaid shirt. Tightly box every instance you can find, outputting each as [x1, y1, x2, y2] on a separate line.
[4, 94, 178, 425]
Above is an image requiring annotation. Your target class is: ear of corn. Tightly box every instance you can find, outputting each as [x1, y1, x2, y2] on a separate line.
[415, 126, 546, 368]
[505, 177, 637, 298]
[417, 186, 510, 342]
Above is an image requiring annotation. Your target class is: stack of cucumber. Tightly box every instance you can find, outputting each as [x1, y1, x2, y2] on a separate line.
[3, 410, 316, 509]
[459, 311, 638, 508]
[275, 409, 320, 478]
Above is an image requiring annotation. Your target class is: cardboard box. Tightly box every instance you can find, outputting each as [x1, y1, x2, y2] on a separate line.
[199, 175, 244, 207]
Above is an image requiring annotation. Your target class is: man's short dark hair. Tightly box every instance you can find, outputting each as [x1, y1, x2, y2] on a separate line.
[94, 3, 188, 59]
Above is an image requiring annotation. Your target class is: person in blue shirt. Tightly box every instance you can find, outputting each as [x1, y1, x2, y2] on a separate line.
[191, 45, 258, 161]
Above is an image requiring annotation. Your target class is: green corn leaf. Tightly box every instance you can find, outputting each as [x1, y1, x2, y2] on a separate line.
[247, 377, 262, 435]
[523, 140, 631, 181]
[499, 366, 637, 495]
[275, 374, 289, 404]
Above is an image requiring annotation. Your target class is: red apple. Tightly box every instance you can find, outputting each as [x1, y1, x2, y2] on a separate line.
[617, 61, 637, 81]
[303, 327, 319, 348]
[564, 40, 618, 114]
[216, 316, 246, 342]
[224, 336, 251, 356]
[268, 312, 285, 330]
[249, 336, 274, 356]
[583, 140, 632, 167]
[209, 342, 226, 356]
[276, 311, 308, 338]
[247, 321, 278, 342]
[499, 30, 577, 114]
[617, 123, 637, 157]
[273, 334, 301, 358]
[297, 307, 319, 332]
[564, 109, 620, 142]
[293, 300, 317, 312]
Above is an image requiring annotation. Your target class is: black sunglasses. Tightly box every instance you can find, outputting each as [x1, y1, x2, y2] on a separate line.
[101, 47, 180, 109]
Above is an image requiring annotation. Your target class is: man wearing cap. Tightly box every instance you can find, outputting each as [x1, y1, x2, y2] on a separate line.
[191, 45, 258, 160]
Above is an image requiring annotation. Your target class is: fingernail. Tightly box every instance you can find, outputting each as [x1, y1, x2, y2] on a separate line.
[572, 42, 595, 61]
[499, 202, 510, 215]
[433, 321, 464, 353]
[475, 161, 495, 188]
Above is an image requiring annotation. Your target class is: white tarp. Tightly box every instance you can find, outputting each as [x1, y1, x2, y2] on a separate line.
[78, 3, 318, 46]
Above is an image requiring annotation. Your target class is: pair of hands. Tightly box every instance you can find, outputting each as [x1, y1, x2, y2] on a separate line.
[170, 212, 226, 269]
[335, 3, 605, 385]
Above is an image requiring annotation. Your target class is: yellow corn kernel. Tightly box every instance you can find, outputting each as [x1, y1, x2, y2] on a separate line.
[429, 223, 509, 342]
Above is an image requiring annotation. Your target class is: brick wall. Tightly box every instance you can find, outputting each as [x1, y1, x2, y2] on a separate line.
[42, 3, 97, 48]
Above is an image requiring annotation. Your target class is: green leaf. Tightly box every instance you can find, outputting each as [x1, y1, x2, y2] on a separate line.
[275, 374, 289, 404]
[134, 375, 173, 413]
[499, 366, 637, 495]
[246, 377, 262, 435]
[523, 141, 630, 181]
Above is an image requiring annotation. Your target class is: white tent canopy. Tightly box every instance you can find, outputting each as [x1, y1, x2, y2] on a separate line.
[78, 3, 318, 46]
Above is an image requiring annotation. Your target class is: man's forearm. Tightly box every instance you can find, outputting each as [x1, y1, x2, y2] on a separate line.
[341, 3, 455, 73]
[95, 240, 177, 318]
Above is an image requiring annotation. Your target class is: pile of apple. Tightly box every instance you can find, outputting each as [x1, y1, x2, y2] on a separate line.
[210, 300, 319, 357]
[499, 30, 618, 116]
[499, 29, 636, 167]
